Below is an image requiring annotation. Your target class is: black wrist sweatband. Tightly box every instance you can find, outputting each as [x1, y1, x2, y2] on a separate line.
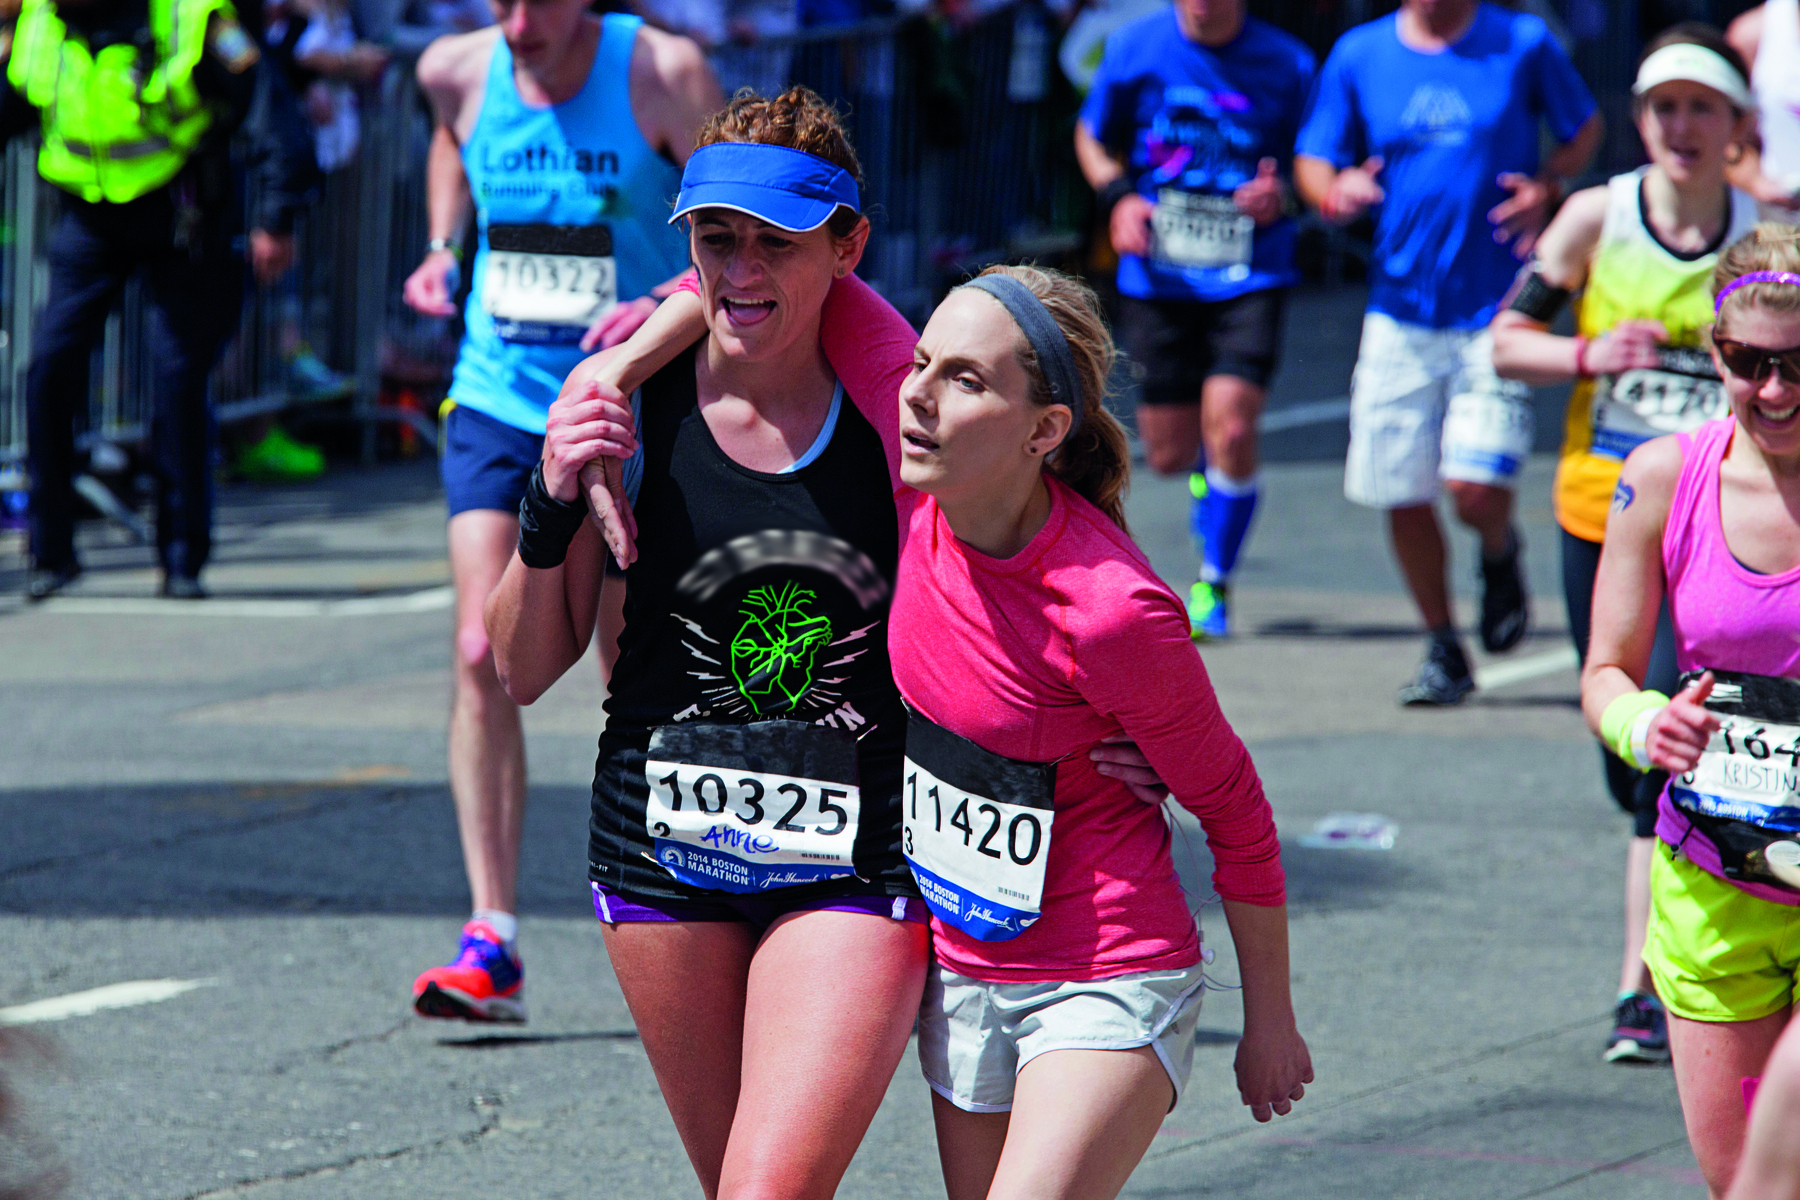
[1097, 176, 1136, 218]
[517, 462, 588, 569]
[1507, 268, 1573, 324]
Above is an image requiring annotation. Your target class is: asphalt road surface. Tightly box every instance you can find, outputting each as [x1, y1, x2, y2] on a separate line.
[0, 286, 1701, 1198]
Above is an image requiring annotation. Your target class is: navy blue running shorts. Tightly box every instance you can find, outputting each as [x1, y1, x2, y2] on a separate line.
[441, 404, 543, 518]
[1118, 289, 1286, 402]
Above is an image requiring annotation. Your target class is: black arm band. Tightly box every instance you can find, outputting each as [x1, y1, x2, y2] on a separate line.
[1096, 176, 1136, 218]
[1507, 269, 1573, 323]
[516, 462, 588, 569]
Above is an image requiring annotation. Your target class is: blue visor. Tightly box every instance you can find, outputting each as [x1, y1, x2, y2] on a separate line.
[670, 142, 860, 233]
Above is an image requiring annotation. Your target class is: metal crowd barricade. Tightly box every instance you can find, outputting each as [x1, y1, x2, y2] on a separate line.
[0, 61, 442, 497]
[0, 6, 1079, 497]
[716, 2, 1083, 324]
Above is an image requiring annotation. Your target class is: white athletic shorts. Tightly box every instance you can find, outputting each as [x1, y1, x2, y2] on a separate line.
[917, 961, 1206, 1113]
[1343, 310, 1534, 509]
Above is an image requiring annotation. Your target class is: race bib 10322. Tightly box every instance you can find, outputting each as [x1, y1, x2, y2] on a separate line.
[645, 721, 861, 894]
[902, 708, 1056, 941]
[482, 223, 617, 343]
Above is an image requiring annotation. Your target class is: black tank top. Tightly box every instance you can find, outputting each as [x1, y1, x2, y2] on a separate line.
[588, 341, 913, 900]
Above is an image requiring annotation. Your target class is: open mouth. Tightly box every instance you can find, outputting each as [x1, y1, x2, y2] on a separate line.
[1753, 401, 1800, 428]
[721, 296, 776, 327]
[902, 429, 940, 454]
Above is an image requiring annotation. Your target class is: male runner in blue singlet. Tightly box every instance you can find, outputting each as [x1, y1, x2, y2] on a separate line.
[1075, 0, 1315, 639]
[401, 0, 720, 1021]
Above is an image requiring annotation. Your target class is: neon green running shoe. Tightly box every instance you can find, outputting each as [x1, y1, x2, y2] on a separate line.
[1187, 579, 1229, 640]
[236, 426, 325, 482]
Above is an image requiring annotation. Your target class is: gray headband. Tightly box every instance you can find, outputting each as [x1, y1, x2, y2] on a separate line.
[959, 274, 1084, 442]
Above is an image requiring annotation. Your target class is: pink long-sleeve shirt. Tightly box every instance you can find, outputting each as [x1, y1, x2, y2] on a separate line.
[812, 273, 1284, 982]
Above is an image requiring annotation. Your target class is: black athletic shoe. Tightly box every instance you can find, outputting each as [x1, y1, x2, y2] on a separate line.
[1479, 531, 1529, 654]
[159, 574, 207, 600]
[25, 562, 81, 602]
[1398, 636, 1474, 706]
[1604, 992, 1671, 1064]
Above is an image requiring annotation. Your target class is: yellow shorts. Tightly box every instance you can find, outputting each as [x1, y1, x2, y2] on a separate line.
[1645, 843, 1800, 1023]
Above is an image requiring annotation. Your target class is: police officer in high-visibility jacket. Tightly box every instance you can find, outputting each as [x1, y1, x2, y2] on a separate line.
[2, 0, 317, 599]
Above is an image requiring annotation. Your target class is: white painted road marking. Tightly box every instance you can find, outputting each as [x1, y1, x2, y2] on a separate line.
[1474, 646, 1579, 692]
[24, 585, 455, 619]
[1261, 397, 1351, 433]
[0, 978, 220, 1025]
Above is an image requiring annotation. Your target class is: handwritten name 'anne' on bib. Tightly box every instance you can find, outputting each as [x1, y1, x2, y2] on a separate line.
[483, 223, 618, 343]
[1669, 669, 1800, 891]
[1151, 190, 1254, 276]
[645, 720, 861, 894]
[902, 708, 1056, 941]
[1591, 346, 1728, 460]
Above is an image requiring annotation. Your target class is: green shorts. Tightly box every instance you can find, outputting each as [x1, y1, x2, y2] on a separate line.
[1644, 842, 1800, 1023]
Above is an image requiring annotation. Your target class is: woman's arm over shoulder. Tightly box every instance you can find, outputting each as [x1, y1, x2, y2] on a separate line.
[1067, 568, 1284, 905]
[820, 273, 915, 490]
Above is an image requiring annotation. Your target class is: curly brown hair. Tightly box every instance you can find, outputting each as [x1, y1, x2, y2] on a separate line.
[694, 87, 864, 237]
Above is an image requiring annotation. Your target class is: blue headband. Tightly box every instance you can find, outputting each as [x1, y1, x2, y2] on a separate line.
[670, 143, 861, 233]
[959, 274, 1085, 442]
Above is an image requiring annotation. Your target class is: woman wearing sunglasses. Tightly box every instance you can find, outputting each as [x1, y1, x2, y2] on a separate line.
[1491, 23, 1760, 1066]
[1578, 223, 1800, 1197]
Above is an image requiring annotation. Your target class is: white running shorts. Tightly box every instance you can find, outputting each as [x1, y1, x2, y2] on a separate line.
[917, 962, 1206, 1113]
[1343, 310, 1534, 509]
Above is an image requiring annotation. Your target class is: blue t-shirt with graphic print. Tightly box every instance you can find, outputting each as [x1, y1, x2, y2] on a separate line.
[1080, 10, 1315, 303]
[1295, 3, 1595, 329]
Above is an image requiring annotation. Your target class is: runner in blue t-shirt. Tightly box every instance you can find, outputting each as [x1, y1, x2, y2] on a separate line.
[1294, 0, 1600, 704]
[1076, 0, 1315, 639]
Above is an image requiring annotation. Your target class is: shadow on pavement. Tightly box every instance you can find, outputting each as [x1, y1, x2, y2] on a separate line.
[437, 1030, 640, 1049]
[0, 780, 597, 918]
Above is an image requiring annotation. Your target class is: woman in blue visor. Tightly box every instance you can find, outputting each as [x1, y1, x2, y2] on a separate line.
[485, 88, 930, 1199]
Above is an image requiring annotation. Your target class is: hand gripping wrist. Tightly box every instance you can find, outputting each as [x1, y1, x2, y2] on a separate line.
[517, 461, 588, 569]
[1600, 690, 1671, 770]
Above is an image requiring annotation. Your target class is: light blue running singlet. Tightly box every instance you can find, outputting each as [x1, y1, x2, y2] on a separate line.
[450, 14, 690, 434]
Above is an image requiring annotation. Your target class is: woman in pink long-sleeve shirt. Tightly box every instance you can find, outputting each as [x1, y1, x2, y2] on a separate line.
[810, 264, 1312, 1198]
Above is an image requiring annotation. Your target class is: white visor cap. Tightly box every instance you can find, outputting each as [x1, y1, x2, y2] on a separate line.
[1632, 42, 1753, 110]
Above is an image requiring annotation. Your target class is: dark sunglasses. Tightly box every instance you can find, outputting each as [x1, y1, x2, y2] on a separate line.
[1713, 336, 1800, 384]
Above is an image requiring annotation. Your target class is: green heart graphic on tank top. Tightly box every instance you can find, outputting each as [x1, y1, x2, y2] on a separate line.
[729, 580, 835, 715]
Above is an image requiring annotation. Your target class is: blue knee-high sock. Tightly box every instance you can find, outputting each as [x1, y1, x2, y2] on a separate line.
[1196, 467, 1259, 584]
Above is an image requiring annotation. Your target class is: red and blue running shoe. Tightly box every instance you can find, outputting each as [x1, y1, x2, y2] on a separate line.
[412, 920, 526, 1023]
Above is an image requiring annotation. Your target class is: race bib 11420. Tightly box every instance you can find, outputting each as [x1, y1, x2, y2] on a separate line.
[902, 708, 1056, 941]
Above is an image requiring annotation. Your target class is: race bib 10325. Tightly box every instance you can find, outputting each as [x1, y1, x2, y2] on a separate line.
[645, 721, 861, 894]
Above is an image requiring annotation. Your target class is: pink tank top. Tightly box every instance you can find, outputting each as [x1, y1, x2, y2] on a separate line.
[1656, 418, 1800, 903]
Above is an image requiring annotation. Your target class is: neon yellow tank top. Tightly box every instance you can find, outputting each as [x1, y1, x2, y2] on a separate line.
[1556, 168, 1757, 543]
